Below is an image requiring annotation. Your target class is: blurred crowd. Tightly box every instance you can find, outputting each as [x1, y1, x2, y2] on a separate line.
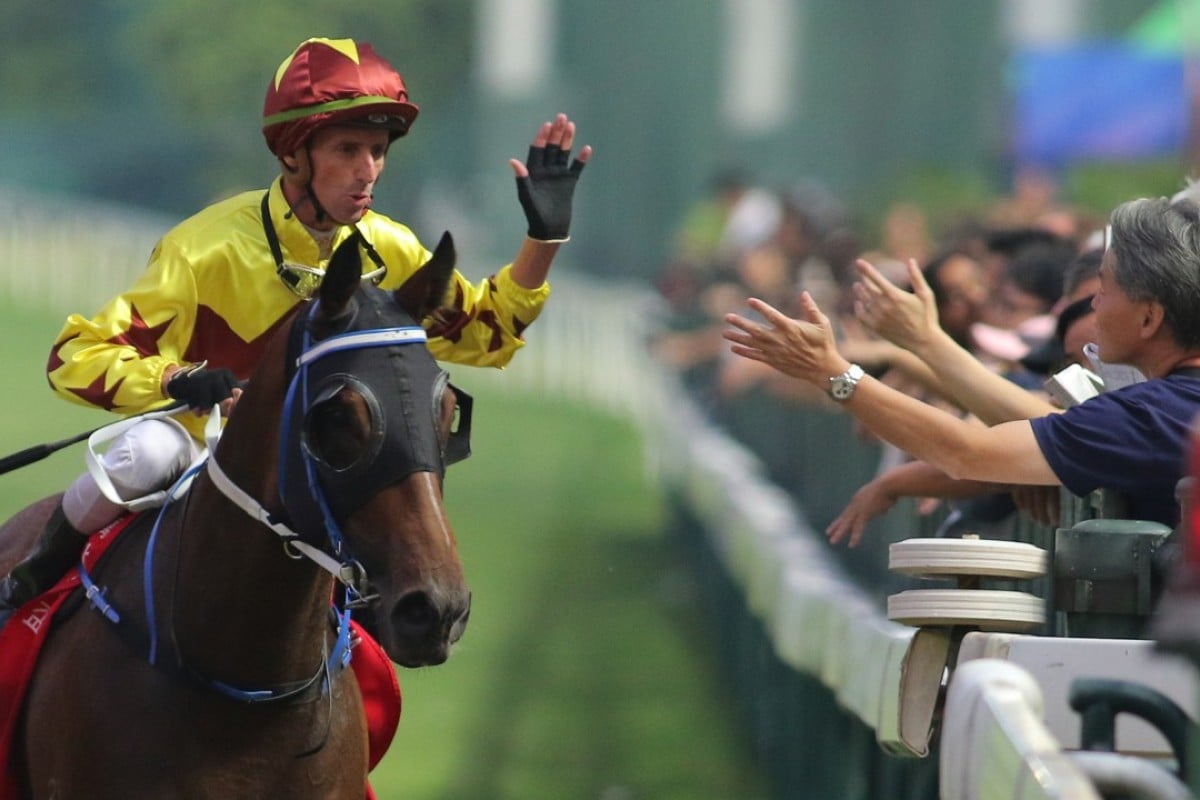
[647, 165, 1127, 552]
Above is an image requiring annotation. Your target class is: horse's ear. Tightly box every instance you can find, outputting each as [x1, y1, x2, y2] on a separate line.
[319, 232, 363, 314]
[395, 231, 456, 322]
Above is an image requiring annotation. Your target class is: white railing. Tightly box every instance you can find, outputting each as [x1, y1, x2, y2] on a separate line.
[0, 187, 171, 315]
[941, 660, 1101, 800]
[437, 263, 677, 481]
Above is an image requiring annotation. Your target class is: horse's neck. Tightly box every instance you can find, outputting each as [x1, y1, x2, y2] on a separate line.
[160, 321, 336, 683]
[164, 468, 334, 684]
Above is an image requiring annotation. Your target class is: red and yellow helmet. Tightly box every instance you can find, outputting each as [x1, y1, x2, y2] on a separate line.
[262, 38, 419, 158]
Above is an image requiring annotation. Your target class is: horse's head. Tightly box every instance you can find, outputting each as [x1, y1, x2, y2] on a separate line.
[273, 231, 471, 667]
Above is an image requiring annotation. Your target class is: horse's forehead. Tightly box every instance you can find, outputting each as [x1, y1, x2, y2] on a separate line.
[357, 286, 411, 323]
[312, 299, 436, 388]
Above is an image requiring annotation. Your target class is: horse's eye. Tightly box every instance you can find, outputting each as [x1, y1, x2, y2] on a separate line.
[303, 390, 374, 471]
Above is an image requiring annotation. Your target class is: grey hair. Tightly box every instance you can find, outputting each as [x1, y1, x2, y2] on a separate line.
[1109, 196, 1200, 348]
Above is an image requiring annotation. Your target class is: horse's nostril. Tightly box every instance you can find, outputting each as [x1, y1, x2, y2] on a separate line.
[392, 591, 437, 636]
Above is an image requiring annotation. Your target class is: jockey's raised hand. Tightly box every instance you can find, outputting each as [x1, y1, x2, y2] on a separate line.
[510, 113, 592, 242]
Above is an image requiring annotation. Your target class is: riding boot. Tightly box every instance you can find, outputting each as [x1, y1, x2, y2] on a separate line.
[0, 505, 87, 623]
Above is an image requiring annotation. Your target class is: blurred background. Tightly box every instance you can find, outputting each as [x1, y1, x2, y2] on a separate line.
[3, 0, 1197, 283]
[3, 1, 1200, 798]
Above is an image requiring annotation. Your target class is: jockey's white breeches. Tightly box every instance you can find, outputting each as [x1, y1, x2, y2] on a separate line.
[62, 418, 201, 532]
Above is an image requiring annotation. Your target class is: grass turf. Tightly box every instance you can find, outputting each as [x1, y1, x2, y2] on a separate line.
[373, 387, 769, 799]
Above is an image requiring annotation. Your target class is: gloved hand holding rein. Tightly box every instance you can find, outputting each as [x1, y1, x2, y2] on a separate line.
[511, 113, 591, 242]
[165, 363, 239, 410]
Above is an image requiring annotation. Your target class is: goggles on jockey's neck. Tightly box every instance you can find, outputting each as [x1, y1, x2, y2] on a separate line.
[261, 191, 388, 300]
[277, 260, 386, 300]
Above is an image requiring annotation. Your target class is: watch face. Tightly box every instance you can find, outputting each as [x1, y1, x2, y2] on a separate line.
[830, 365, 862, 401]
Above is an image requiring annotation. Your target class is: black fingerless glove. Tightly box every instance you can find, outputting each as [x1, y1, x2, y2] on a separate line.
[515, 144, 587, 241]
[166, 364, 238, 410]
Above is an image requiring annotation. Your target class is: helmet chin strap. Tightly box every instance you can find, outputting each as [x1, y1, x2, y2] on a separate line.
[302, 184, 331, 226]
[281, 146, 346, 228]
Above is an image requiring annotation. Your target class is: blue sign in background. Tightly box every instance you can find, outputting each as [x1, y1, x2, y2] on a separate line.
[1014, 43, 1187, 165]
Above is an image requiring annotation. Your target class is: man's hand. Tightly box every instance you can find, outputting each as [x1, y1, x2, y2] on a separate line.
[165, 363, 239, 412]
[510, 113, 592, 241]
[826, 478, 899, 547]
[722, 292, 848, 386]
[853, 258, 940, 353]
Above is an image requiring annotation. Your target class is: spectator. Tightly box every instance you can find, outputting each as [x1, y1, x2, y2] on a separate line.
[880, 202, 933, 265]
[969, 233, 1075, 377]
[1019, 248, 1103, 377]
[825, 289, 1102, 546]
[723, 196, 1200, 530]
[922, 250, 989, 351]
[977, 227, 1075, 305]
[673, 166, 780, 273]
[987, 165, 1064, 232]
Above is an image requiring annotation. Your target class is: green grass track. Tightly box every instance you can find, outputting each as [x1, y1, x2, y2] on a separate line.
[376, 386, 770, 799]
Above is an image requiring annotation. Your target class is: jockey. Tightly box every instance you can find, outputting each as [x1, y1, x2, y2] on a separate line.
[0, 37, 590, 621]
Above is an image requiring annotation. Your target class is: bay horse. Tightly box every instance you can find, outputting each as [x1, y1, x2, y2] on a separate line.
[0, 231, 472, 798]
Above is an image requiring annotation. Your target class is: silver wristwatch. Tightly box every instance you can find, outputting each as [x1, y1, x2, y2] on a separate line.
[829, 363, 865, 402]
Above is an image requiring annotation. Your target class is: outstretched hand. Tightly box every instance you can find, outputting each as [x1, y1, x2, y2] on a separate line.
[826, 478, 898, 547]
[510, 113, 592, 241]
[853, 258, 940, 352]
[722, 292, 846, 385]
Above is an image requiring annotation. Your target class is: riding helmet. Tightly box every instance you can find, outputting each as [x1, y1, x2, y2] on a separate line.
[262, 37, 419, 158]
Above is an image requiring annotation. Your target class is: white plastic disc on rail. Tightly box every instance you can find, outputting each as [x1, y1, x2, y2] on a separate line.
[887, 589, 1044, 632]
[888, 538, 1047, 580]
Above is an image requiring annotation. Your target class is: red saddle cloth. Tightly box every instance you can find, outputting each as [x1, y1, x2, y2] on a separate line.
[0, 515, 401, 800]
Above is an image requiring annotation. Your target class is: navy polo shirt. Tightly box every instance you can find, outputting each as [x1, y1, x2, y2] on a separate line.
[1029, 374, 1200, 527]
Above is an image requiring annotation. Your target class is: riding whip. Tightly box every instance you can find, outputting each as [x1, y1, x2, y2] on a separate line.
[0, 400, 188, 476]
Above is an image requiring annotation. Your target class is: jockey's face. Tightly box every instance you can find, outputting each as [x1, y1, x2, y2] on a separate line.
[289, 125, 390, 229]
